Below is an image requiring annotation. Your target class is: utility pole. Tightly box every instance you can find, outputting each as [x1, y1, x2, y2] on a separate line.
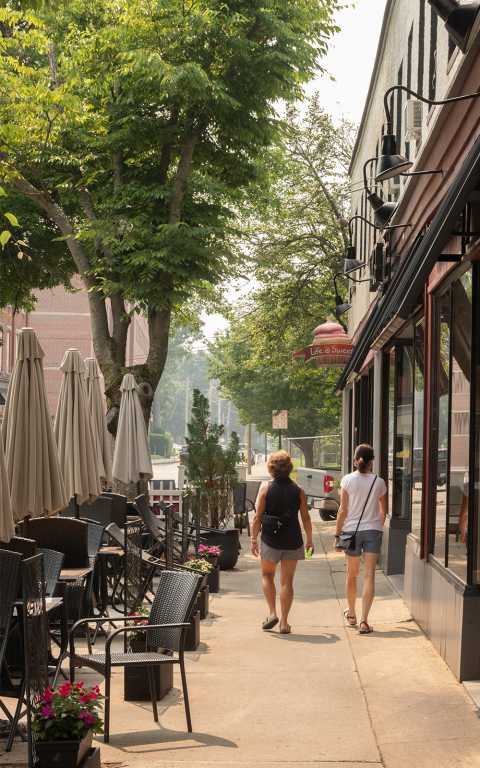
[184, 376, 189, 443]
[247, 423, 252, 475]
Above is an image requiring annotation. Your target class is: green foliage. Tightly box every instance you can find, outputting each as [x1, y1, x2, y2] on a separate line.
[149, 427, 173, 458]
[208, 98, 354, 463]
[186, 388, 239, 529]
[32, 682, 105, 741]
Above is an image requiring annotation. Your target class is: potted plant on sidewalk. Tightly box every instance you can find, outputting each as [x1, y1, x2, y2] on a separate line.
[196, 546, 221, 593]
[183, 558, 212, 617]
[186, 389, 241, 570]
[124, 606, 173, 701]
[32, 681, 104, 768]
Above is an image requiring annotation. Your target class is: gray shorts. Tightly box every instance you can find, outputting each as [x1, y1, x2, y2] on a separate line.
[344, 529, 383, 557]
[261, 542, 305, 563]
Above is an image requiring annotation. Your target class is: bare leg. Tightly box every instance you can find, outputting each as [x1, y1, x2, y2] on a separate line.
[345, 554, 360, 618]
[361, 552, 379, 625]
[261, 559, 278, 618]
[279, 559, 298, 631]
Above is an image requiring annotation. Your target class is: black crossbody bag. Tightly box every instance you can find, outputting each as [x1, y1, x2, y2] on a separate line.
[261, 509, 295, 535]
[336, 475, 377, 551]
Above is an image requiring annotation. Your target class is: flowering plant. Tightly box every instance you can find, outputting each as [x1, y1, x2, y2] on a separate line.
[127, 605, 150, 641]
[32, 683, 105, 741]
[197, 545, 221, 558]
[183, 558, 213, 572]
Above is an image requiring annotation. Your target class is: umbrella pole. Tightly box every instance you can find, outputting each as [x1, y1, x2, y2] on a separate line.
[74, 497, 80, 519]
[23, 514, 30, 538]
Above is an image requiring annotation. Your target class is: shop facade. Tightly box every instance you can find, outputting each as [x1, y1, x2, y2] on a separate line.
[339, 0, 480, 680]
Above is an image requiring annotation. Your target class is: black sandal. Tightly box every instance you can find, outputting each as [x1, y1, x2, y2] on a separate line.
[262, 616, 279, 630]
[343, 609, 357, 626]
[359, 621, 373, 634]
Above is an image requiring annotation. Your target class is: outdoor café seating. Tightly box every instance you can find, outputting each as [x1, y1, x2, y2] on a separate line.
[67, 569, 203, 742]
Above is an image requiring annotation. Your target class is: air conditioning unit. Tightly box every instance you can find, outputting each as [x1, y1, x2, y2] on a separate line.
[369, 243, 384, 292]
[405, 99, 422, 142]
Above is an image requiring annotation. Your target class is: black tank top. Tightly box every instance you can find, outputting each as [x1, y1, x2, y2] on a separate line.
[261, 478, 303, 550]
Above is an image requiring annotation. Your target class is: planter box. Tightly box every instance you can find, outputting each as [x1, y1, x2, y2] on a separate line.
[206, 565, 220, 594]
[184, 610, 200, 651]
[194, 585, 209, 619]
[80, 748, 101, 768]
[124, 640, 173, 702]
[199, 530, 240, 570]
[35, 731, 92, 768]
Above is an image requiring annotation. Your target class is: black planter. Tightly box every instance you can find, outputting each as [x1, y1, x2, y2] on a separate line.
[35, 731, 92, 768]
[184, 610, 200, 651]
[81, 748, 100, 768]
[194, 585, 210, 619]
[199, 554, 218, 567]
[206, 565, 220, 594]
[199, 529, 240, 570]
[124, 640, 173, 702]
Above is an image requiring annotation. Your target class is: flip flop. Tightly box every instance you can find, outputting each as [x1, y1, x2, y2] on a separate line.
[280, 624, 291, 634]
[343, 609, 357, 626]
[262, 616, 279, 630]
[359, 621, 373, 634]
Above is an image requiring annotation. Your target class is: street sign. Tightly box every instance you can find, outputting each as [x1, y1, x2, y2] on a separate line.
[272, 410, 288, 430]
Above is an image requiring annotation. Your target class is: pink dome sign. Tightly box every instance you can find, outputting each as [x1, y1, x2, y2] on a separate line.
[293, 317, 354, 368]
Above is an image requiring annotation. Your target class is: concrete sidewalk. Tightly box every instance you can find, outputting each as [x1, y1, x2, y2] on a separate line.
[3, 520, 480, 767]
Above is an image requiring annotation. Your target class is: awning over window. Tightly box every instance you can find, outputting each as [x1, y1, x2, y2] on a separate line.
[334, 131, 480, 395]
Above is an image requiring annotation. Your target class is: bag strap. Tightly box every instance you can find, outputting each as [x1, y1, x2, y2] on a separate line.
[354, 475, 377, 534]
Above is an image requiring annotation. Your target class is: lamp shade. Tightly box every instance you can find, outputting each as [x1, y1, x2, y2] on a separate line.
[344, 246, 362, 274]
[334, 294, 351, 318]
[429, 0, 480, 53]
[366, 191, 397, 229]
[375, 134, 413, 182]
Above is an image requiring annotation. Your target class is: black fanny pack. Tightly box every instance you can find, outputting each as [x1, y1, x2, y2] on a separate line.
[261, 509, 294, 535]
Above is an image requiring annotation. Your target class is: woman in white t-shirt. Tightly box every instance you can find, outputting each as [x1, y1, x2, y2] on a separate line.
[334, 444, 387, 634]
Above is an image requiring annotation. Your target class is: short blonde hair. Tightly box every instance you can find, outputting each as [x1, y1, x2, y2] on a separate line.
[268, 450, 293, 479]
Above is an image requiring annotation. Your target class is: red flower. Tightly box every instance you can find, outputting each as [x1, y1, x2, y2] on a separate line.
[79, 695, 90, 703]
[89, 692, 98, 700]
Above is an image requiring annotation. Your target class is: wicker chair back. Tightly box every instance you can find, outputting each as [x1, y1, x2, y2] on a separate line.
[0, 550, 22, 660]
[147, 569, 203, 652]
[101, 492, 128, 528]
[124, 519, 143, 616]
[20, 518, 88, 568]
[135, 494, 163, 538]
[36, 548, 65, 597]
[245, 480, 262, 508]
[0, 536, 36, 559]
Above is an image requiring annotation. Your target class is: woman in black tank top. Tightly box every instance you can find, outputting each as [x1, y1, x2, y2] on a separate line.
[251, 451, 314, 634]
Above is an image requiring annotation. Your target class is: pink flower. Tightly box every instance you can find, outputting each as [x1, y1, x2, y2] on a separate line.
[41, 706, 51, 715]
[58, 682, 72, 697]
[86, 715, 95, 725]
[79, 695, 89, 703]
[92, 686, 100, 693]
[75, 682, 85, 689]
[43, 692, 53, 702]
[89, 693, 98, 700]
[78, 712, 87, 720]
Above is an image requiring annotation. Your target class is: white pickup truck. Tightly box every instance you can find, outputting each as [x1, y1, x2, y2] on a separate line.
[296, 467, 342, 520]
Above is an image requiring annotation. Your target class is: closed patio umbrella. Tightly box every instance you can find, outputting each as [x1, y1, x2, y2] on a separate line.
[85, 358, 113, 488]
[55, 349, 101, 510]
[2, 327, 67, 532]
[112, 374, 153, 486]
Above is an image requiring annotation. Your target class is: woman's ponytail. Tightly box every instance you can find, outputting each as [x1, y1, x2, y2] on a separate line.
[354, 444, 374, 473]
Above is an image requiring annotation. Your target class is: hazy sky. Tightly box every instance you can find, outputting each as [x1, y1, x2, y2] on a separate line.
[201, 0, 387, 342]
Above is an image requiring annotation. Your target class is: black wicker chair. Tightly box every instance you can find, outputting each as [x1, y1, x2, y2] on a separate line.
[19, 518, 89, 568]
[68, 569, 203, 742]
[21, 554, 49, 768]
[36, 548, 65, 597]
[0, 550, 24, 747]
[101, 492, 128, 528]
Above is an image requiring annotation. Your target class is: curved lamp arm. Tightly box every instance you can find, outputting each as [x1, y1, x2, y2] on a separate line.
[363, 157, 377, 193]
[349, 214, 380, 244]
[384, 84, 480, 134]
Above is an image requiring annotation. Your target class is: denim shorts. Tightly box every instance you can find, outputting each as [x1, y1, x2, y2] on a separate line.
[344, 529, 383, 557]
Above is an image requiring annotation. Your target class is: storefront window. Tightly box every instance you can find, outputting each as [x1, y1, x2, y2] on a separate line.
[447, 273, 471, 581]
[433, 290, 450, 565]
[388, 351, 395, 517]
[393, 344, 414, 518]
[412, 322, 425, 539]
[433, 269, 472, 579]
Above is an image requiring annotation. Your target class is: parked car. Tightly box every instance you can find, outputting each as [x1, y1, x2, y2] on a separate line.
[179, 445, 189, 465]
[296, 466, 342, 521]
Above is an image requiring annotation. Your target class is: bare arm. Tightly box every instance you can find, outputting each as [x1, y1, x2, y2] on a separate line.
[251, 486, 267, 558]
[299, 488, 314, 553]
[379, 493, 387, 525]
[459, 493, 468, 544]
[334, 487, 348, 551]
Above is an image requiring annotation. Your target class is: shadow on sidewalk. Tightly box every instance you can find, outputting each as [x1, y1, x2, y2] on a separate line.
[107, 724, 238, 753]
[269, 632, 340, 644]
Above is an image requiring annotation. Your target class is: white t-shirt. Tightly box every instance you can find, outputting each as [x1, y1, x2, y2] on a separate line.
[340, 472, 387, 532]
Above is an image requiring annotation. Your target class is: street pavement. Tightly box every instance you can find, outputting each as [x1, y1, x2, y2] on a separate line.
[3, 461, 480, 767]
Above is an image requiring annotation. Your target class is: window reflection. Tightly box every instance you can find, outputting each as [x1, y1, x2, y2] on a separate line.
[393, 345, 414, 518]
[412, 323, 425, 539]
[434, 290, 450, 565]
[388, 352, 395, 516]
